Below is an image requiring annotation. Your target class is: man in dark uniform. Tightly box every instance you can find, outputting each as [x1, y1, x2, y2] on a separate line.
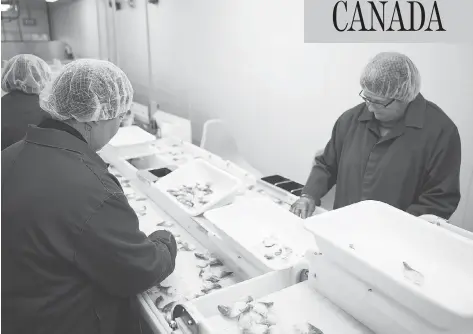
[291, 52, 461, 222]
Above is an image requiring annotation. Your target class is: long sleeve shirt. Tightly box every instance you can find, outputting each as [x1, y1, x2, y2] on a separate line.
[302, 93, 461, 220]
[2, 123, 176, 334]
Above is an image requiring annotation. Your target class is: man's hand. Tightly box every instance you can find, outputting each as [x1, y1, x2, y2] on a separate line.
[290, 195, 317, 219]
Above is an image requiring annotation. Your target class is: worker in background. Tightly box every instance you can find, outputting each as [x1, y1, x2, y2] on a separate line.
[2, 59, 177, 334]
[290, 52, 461, 223]
[1, 54, 52, 150]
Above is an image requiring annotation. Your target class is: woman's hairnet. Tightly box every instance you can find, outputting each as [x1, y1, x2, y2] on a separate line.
[1, 54, 52, 95]
[40, 59, 133, 122]
[360, 52, 421, 103]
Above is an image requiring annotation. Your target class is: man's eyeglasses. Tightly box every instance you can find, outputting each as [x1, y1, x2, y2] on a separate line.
[359, 90, 395, 108]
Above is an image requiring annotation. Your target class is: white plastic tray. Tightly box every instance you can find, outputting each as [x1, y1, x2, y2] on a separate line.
[153, 158, 242, 217]
[204, 197, 318, 271]
[108, 125, 156, 147]
[304, 200, 473, 332]
[181, 269, 373, 334]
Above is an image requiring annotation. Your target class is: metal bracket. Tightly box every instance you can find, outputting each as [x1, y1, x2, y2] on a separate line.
[172, 304, 199, 334]
[299, 269, 310, 282]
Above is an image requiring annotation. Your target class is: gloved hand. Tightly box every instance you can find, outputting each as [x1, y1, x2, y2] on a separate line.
[418, 214, 448, 225]
[290, 195, 316, 219]
[148, 230, 177, 260]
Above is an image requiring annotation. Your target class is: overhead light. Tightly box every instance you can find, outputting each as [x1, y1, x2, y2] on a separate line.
[45, 0, 59, 3]
[1, 4, 12, 11]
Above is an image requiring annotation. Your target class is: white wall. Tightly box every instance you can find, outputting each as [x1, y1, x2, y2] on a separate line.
[96, 0, 109, 61]
[114, 0, 150, 104]
[49, 0, 100, 59]
[47, 0, 473, 230]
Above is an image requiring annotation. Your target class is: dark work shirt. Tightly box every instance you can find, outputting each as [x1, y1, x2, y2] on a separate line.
[2, 125, 176, 334]
[38, 118, 87, 143]
[1, 90, 51, 150]
[302, 93, 461, 220]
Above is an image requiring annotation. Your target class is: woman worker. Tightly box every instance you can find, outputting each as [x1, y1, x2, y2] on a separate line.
[2, 54, 52, 150]
[2, 59, 177, 334]
[290, 52, 461, 222]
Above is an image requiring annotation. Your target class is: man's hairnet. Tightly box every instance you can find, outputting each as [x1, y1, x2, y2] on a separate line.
[1, 54, 52, 95]
[360, 52, 421, 103]
[40, 59, 134, 122]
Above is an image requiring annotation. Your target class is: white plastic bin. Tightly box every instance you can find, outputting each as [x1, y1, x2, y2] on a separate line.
[153, 158, 242, 217]
[304, 200, 473, 334]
